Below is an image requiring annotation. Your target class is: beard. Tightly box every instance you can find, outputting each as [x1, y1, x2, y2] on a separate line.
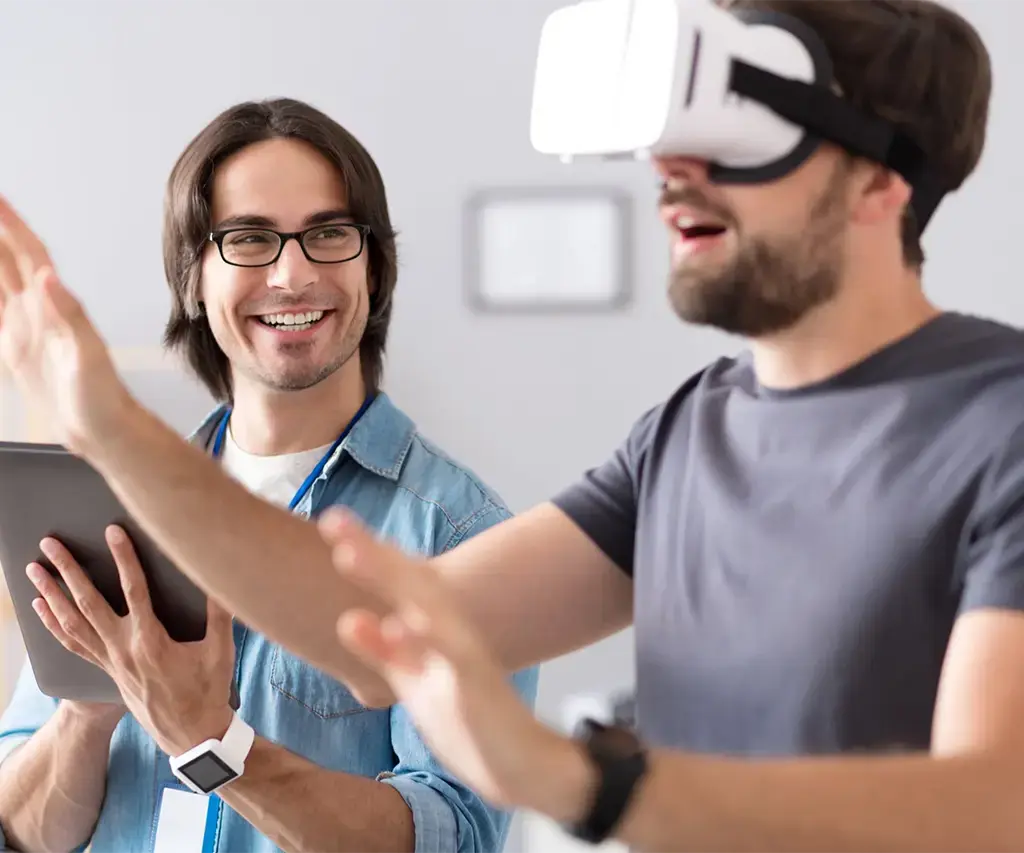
[234, 288, 368, 393]
[667, 162, 850, 338]
[262, 306, 366, 392]
[265, 339, 359, 391]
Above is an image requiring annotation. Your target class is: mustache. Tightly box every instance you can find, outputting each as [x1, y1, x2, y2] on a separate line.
[242, 296, 342, 313]
[658, 185, 735, 225]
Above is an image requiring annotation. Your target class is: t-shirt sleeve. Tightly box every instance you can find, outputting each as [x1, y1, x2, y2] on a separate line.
[958, 421, 1024, 613]
[551, 405, 662, 576]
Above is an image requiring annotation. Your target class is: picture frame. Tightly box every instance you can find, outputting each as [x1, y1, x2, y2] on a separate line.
[463, 186, 633, 314]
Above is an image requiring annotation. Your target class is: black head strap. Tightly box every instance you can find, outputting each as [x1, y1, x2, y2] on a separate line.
[729, 60, 945, 231]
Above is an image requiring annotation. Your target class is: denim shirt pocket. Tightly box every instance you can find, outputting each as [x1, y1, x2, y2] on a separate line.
[269, 645, 371, 719]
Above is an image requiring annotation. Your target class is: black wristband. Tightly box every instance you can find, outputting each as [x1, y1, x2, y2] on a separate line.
[565, 719, 649, 845]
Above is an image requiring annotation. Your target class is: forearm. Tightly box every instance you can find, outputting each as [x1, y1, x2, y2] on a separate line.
[0, 704, 120, 852]
[545, 742, 1024, 852]
[430, 503, 634, 673]
[85, 402, 393, 704]
[216, 737, 414, 853]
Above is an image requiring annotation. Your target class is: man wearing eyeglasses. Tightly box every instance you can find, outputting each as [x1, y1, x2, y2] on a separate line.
[0, 98, 537, 853]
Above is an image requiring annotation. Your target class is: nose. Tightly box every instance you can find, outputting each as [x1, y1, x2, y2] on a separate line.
[266, 236, 316, 292]
[652, 155, 711, 185]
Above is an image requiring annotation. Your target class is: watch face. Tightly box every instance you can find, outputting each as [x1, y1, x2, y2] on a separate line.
[178, 752, 238, 794]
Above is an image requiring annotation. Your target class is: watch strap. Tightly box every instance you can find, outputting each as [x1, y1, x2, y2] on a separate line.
[219, 711, 255, 767]
[566, 720, 648, 845]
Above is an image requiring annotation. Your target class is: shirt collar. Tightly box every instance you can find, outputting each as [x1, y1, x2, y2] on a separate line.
[188, 391, 414, 483]
[335, 392, 415, 480]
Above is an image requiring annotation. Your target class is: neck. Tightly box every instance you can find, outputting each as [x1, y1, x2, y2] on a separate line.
[750, 263, 940, 391]
[227, 366, 369, 456]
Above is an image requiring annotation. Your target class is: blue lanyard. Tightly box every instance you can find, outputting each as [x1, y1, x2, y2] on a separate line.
[210, 394, 375, 512]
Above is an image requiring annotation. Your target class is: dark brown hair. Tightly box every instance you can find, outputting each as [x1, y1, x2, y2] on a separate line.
[720, 0, 991, 268]
[162, 98, 398, 401]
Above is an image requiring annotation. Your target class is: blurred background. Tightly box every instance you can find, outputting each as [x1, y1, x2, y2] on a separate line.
[0, 0, 1020, 849]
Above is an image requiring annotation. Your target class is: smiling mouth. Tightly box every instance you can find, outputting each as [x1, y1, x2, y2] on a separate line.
[676, 216, 729, 242]
[255, 310, 331, 331]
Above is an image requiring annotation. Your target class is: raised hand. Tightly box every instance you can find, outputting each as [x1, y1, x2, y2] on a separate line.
[0, 196, 133, 454]
[316, 508, 589, 815]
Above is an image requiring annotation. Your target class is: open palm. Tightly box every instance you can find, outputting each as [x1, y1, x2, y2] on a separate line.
[0, 196, 130, 452]
[318, 508, 561, 810]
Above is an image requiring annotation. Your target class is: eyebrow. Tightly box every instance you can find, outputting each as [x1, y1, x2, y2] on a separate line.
[212, 208, 354, 231]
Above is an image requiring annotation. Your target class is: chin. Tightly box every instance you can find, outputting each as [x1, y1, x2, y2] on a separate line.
[263, 370, 334, 393]
[259, 353, 355, 393]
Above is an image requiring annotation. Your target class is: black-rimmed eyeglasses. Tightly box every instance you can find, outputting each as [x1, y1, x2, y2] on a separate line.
[208, 223, 371, 268]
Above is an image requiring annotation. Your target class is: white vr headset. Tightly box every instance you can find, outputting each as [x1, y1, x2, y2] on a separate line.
[530, 0, 945, 230]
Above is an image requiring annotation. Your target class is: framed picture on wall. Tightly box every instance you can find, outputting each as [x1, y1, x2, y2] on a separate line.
[463, 186, 633, 314]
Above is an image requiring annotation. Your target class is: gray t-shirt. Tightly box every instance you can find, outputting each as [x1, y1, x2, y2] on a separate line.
[553, 312, 1024, 756]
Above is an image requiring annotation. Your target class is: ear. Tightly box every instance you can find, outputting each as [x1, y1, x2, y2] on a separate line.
[849, 163, 912, 228]
[188, 268, 207, 318]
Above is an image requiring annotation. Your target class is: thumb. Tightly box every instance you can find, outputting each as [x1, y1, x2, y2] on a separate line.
[317, 506, 376, 551]
[38, 266, 82, 320]
[337, 610, 430, 679]
[319, 507, 420, 606]
[205, 596, 235, 647]
[36, 267, 96, 345]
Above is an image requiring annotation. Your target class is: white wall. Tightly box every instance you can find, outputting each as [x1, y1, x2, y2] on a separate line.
[1, 1, 1021, 849]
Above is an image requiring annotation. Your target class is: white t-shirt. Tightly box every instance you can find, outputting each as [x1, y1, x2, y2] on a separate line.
[219, 427, 335, 507]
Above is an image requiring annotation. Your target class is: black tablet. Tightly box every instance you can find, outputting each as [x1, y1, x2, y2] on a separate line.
[0, 441, 212, 704]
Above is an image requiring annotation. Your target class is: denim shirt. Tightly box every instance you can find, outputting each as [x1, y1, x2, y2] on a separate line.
[0, 392, 538, 853]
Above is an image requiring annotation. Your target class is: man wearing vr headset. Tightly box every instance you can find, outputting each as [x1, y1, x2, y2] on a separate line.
[0, 0, 1019, 849]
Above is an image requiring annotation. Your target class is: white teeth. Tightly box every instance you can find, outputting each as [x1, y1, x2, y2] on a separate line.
[258, 310, 325, 328]
[675, 216, 726, 234]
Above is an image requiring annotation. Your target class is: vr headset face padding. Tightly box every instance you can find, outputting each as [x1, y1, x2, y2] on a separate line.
[530, 0, 945, 231]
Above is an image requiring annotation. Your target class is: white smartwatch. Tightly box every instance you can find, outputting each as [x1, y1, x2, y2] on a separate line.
[169, 711, 255, 795]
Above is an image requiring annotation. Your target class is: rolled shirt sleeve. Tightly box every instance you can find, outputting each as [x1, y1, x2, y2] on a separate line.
[378, 666, 539, 853]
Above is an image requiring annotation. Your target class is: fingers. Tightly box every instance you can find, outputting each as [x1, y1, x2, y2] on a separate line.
[26, 562, 104, 660]
[0, 202, 28, 299]
[30, 597, 101, 666]
[105, 525, 156, 624]
[392, 592, 487, 674]
[338, 546, 477, 656]
[39, 537, 118, 639]
[0, 239, 17, 309]
[318, 507, 426, 608]
[38, 265, 86, 330]
[336, 609, 429, 676]
[320, 506, 493, 669]
[0, 196, 83, 332]
[317, 507, 380, 562]
[336, 569, 484, 674]
[379, 612, 433, 672]
[0, 195, 55, 288]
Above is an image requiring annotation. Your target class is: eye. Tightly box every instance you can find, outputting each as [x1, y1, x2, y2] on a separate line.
[226, 230, 273, 245]
[308, 225, 351, 240]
